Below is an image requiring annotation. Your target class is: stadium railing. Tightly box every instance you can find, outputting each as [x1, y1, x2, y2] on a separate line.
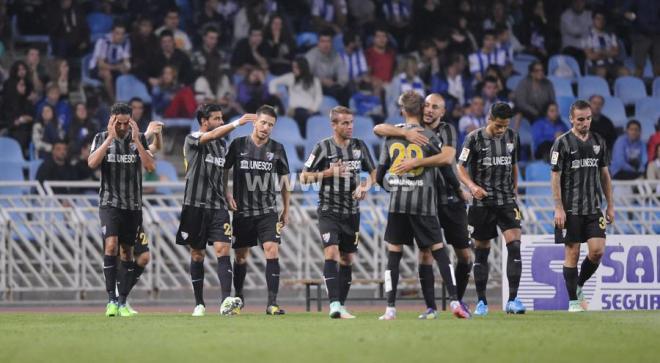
[0, 180, 657, 302]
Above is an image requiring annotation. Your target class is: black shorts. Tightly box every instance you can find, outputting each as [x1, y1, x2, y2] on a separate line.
[134, 224, 150, 255]
[384, 213, 443, 249]
[467, 204, 522, 241]
[176, 206, 231, 249]
[232, 213, 282, 249]
[99, 206, 142, 246]
[555, 213, 607, 244]
[318, 211, 360, 254]
[438, 202, 471, 249]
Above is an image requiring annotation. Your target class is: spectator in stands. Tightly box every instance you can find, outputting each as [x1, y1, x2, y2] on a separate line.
[49, 0, 90, 58]
[263, 14, 296, 76]
[4, 61, 37, 103]
[381, 0, 412, 51]
[495, 26, 522, 75]
[531, 102, 568, 159]
[269, 56, 323, 136]
[648, 119, 660, 164]
[32, 104, 65, 159]
[25, 47, 47, 95]
[431, 54, 474, 114]
[193, 62, 242, 119]
[647, 143, 660, 194]
[522, 0, 553, 61]
[192, 26, 227, 76]
[152, 65, 197, 118]
[416, 39, 441, 86]
[48, 59, 71, 100]
[483, 0, 513, 32]
[150, 30, 194, 86]
[624, 0, 660, 77]
[387, 56, 425, 117]
[131, 17, 160, 84]
[36, 139, 80, 187]
[339, 30, 369, 90]
[36, 84, 72, 132]
[231, 26, 269, 76]
[196, 0, 225, 45]
[480, 75, 507, 115]
[305, 28, 349, 105]
[468, 30, 507, 82]
[90, 22, 131, 102]
[583, 11, 628, 81]
[236, 67, 281, 113]
[129, 98, 150, 132]
[155, 7, 192, 53]
[589, 94, 618, 154]
[458, 96, 486, 141]
[67, 103, 97, 156]
[611, 120, 647, 180]
[311, 0, 347, 34]
[233, 0, 272, 42]
[0, 78, 34, 152]
[448, 14, 478, 57]
[513, 61, 555, 121]
[560, 0, 591, 70]
[365, 26, 397, 87]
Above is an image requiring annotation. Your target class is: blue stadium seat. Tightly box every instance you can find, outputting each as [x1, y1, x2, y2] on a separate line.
[635, 97, 660, 122]
[10, 15, 50, 51]
[116, 75, 152, 103]
[652, 77, 660, 98]
[305, 115, 333, 156]
[517, 118, 533, 147]
[283, 143, 304, 173]
[506, 74, 523, 91]
[614, 76, 647, 105]
[319, 96, 339, 115]
[548, 55, 581, 80]
[601, 97, 627, 128]
[514, 53, 539, 62]
[352, 116, 378, 146]
[155, 159, 178, 195]
[636, 115, 657, 143]
[513, 59, 532, 76]
[577, 76, 610, 99]
[0, 161, 27, 195]
[556, 96, 576, 120]
[296, 32, 318, 48]
[548, 76, 574, 97]
[28, 159, 43, 181]
[271, 116, 304, 147]
[525, 161, 551, 181]
[86, 12, 113, 43]
[190, 119, 200, 133]
[81, 53, 102, 88]
[384, 115, 404, 125]
[0, 137, 26, 163]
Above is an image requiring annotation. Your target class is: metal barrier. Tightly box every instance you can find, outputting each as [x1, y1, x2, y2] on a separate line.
[0, 180, 657, 302]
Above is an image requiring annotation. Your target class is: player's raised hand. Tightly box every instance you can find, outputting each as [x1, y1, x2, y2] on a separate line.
[405, 128, 429, 146]
[145, 121, 164, 138]
[107, 115, 118, 139]
[554, 206, 566, 230]
[238, 113, 258, 126]
[470, 184, 488, 200]
[226, 193, 237, 211]
[129, 118, 140, 143]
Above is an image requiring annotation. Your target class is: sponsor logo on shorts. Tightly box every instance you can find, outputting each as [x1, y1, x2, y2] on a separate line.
[180, 231, 189, 240]
[322, 233, 330, 243]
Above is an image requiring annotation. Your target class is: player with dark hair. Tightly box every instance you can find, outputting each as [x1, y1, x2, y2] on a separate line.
[223, 105, 291, 315]
[88, 103, 155, 317]
[551, 100, 614, 312]
[376, 90, 470, 320]
[300, 106, 376, 319]
[176, 103, 256, 317]
[457, 102, 526, 316]
[373, 93, 472, 319]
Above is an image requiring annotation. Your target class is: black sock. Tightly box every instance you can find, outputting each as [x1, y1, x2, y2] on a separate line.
[266, 258, 280, 306]
[432, 248, 458, 301]
[386, 251, 402, 307]
[338, 264, 352, 305]
[578, 257, 600, 287]
[418, 264, 437, 310]
[117, 260, 134, 305]
[455, 261, 473, 302]
[563, 266, 578, 300]
[323, 259, 340, 303]
[128, 262, 145, 292]
[474, 248, 490, 305]
[217, 256, 232, 301]
[103, 255, 118, 302]
[506, 240, 522, 302]
[233, 261, 247, 301]
[191, 260, 205, 306]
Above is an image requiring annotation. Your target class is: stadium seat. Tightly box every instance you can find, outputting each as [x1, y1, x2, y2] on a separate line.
[525, 161, 552, 181]
[652, 77, 660, 98]
[116, 75, 152, 103]
[577, 76, 610, 99]
[548, 55, 581, 80]
[155, 159, 178, 195]
[506, 75, 523, 91]
[190, 119, 200, 133]
[319, 96, 339, 115]
[513, 59, 532, 76]
[27, 159, 43, 181]
[0, 161, 27, 195]
[384, 115, 404, 125]
[514, 53, 539, 62]
[614, 76, 647, 105]
[352, 116, 378, 146]
[271, 116, 304, 147]
[296, 32, 318, 48]
[556, 96, 576, 120]
[548, 76, 575, 97]
[636, 115, 656, 143]
[283, 143, 304, 173]
[635, 97, 660, 122]
[86, 12, 113, 43]
[81, 53, 102, 88]
[601, 97, 627, 128]
[0, 137, 26, 163]
[305, 115, 333, 156]
[10, 15, 50, 51]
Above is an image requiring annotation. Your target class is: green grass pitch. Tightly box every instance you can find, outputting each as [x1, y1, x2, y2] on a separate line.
[0, 311, 658, 363]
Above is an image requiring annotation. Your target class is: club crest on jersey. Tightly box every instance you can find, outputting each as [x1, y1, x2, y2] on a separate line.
[130, 143, 137, 152]
[506, 142, 514, 154]
[322, 233, 330, 243]
[266, 152, 274, 161]
[352, 149, 361, 159]
[593, 145, 601, 155]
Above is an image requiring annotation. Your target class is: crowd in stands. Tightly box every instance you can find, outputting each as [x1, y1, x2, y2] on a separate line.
[1, 0, 660, 187]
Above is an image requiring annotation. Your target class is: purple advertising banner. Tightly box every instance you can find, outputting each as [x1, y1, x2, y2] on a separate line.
[502, 235, 660, 310]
